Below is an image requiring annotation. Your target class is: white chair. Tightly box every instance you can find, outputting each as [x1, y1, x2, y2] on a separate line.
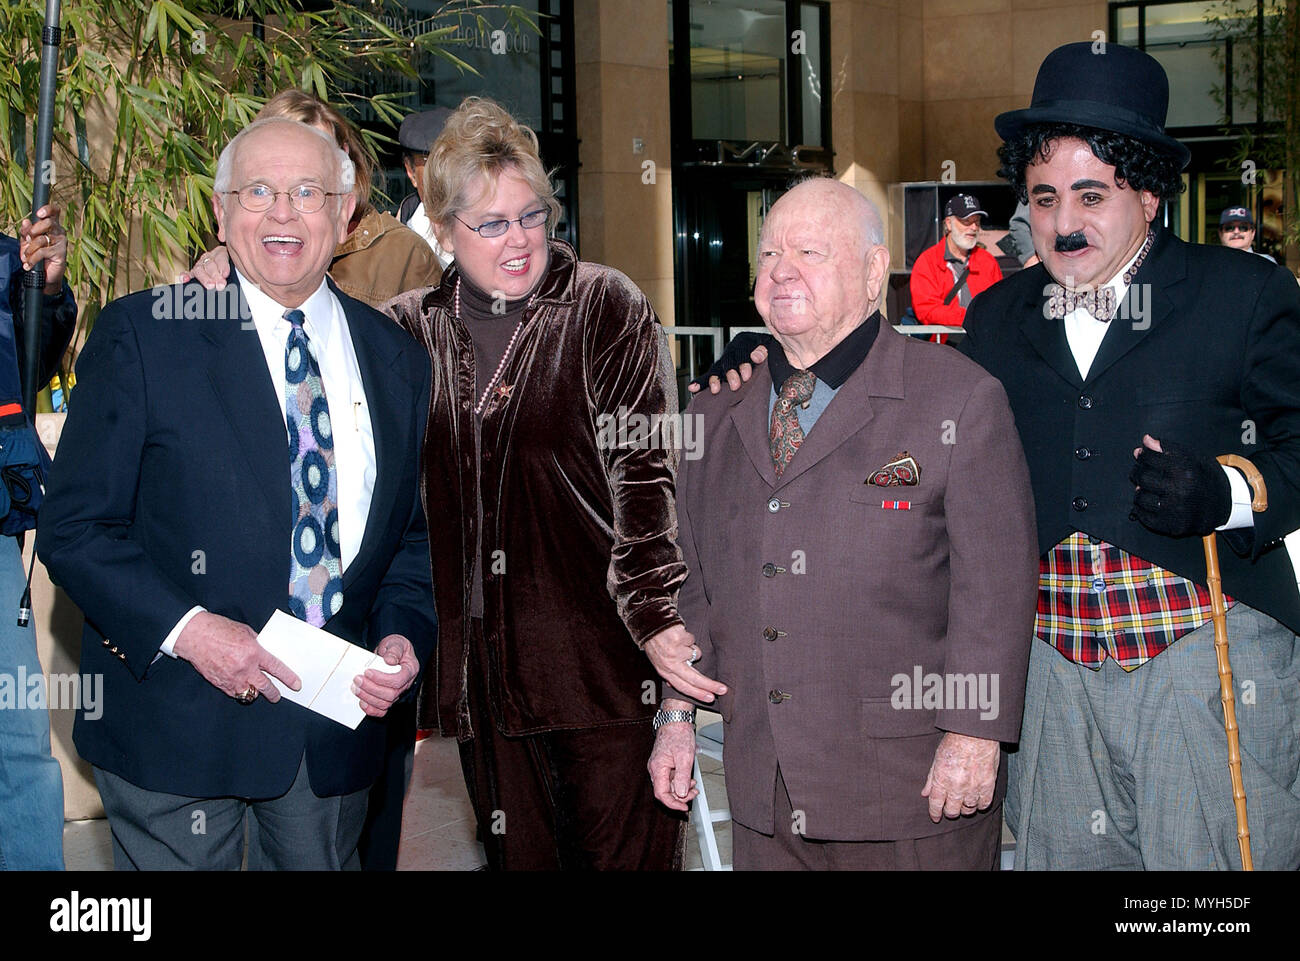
[690, 720, 731, 870]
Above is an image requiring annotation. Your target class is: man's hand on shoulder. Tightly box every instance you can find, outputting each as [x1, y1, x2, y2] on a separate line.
[172, 612, 301, 702]
[687, 331, 770, 394]
[352, 634, 419, 718]
[920, 731, 1001, 823]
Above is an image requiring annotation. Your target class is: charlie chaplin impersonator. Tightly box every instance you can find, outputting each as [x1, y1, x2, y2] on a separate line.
[959, 42, 1300, 870]
[695, 42, 1300, 871]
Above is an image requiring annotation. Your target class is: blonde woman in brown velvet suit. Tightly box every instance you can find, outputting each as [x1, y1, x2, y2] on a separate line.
[378, 97, 702, 870]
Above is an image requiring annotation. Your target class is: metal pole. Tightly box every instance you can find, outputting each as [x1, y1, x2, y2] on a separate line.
[21, 0, 63, 419]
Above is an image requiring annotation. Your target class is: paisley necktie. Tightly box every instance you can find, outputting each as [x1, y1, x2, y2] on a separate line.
[770, 370, 817, 479]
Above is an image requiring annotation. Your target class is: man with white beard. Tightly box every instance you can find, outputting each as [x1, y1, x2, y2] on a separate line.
[908, 193, 1003, 343]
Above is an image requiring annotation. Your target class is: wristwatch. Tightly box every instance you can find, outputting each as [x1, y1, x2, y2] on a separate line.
[652, 708, 696, 730]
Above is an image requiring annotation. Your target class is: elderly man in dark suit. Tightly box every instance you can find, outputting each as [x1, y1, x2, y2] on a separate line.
[37, 118, 436, 870]
[960, 43, 1300, 870]
[648, 177, 1039, 870]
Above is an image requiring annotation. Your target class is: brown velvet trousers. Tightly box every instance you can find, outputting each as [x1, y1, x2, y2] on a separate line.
[458, 621, 684, 870]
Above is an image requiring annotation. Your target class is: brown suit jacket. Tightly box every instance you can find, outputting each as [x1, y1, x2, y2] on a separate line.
[669, 324, 1039, 841]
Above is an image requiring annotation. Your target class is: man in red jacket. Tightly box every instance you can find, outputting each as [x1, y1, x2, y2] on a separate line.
[909, 193, 1003, 342]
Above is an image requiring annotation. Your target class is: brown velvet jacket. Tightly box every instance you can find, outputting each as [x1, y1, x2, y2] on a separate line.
[383, 240, 686, 738]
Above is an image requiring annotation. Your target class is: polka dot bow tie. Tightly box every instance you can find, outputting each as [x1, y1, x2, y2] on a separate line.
[284, 308, 343, 627]
[1044, 284, 1118, 321]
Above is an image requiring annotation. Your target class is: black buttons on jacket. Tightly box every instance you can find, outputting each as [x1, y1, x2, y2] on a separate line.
[1075, 446, 1092, 460]
[1072, 497, 1089, 512]
[768, 690, 791, 704]
[1078, 394, 1094, 410]
[762, 562, 777, 577]
[762, 627, 779, 641]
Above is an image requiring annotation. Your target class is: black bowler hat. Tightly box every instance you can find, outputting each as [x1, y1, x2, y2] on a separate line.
[995, 42, 1191, 169]
[398, 107, 454, 154]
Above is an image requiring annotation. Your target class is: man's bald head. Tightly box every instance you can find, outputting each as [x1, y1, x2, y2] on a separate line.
[754, 178, 891, 367]
[767, 178, 885, 256]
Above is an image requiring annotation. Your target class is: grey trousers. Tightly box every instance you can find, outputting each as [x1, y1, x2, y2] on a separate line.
[94, 755, 368, 870]
[1007, 602, 1300, 870]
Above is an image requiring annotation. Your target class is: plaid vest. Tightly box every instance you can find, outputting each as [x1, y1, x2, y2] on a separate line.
[1036, 532, 1232, 671]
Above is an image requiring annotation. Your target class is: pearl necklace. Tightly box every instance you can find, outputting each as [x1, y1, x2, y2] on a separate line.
[456, 278, 538, 416]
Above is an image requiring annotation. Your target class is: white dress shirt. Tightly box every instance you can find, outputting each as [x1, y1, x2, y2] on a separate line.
[406, 202, 454, 269]
[161, 272, 377, 654]
[1061, 241, 1253, 531]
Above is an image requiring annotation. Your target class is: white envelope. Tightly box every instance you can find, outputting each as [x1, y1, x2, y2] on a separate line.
[257, 610, 401, 730]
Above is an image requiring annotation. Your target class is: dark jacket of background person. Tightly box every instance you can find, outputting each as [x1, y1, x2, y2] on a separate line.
[329, 207, 442, 306]
[668, 324, 1038, 840]
[382, 239, 687, 737]
[960, 228, 1300, 634]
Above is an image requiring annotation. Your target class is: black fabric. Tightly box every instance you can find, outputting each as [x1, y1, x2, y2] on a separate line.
[766, 312, 881, 390]
[959, 227, 1300, 635]
[356, 700, 417, 870]
[704, 313, 881, 394]
[1128, 439, 1232, 538]
[693, 330, 773, 391]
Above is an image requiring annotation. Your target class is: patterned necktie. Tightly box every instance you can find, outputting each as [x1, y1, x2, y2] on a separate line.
[770, 370, 817, 479]
[284, 308, 343, 627]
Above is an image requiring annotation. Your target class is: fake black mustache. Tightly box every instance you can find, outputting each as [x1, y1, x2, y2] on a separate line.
[1055, 232, 1089, 252]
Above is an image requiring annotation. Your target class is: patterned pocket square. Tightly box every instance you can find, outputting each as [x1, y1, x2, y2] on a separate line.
[867, 452, 920, 487]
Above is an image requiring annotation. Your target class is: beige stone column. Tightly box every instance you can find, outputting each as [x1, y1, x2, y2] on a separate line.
[574, 0, 677, 325]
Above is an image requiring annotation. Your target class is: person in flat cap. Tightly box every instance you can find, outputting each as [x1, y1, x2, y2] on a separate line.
[691, 40, 1300, 871]
[959, 41, 1300, 870]
[1219, 206, 1276, 263]
[908, 192, 1004, 343]
[398, 107, 455, 269]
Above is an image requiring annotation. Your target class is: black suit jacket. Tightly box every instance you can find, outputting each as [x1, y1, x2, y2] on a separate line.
[960, 229, 1300, 633]
[38, 276, 436, 799]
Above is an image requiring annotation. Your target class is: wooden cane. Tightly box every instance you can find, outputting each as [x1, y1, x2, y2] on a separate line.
[1202, 454, 1267, 871]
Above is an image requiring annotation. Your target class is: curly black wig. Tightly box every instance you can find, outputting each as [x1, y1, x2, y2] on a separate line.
[998, 122, 1186, 204]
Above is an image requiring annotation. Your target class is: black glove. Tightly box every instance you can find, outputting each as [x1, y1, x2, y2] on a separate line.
[1128, 439, 1232, 538]
[688, 330, 774, 391]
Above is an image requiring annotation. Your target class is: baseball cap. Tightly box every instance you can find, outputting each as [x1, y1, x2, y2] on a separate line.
[1219, 206, 1255, 228]
[945, 194, 988, 220]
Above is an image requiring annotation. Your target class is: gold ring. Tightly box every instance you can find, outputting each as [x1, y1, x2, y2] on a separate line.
[235, 684, 259, 704]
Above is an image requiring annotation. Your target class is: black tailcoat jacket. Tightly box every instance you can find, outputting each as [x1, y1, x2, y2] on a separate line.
[960, 228, 1300, 633]
[37, 276, 437, 800]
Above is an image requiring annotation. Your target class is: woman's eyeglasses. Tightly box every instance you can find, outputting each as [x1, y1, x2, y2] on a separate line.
[454, 208, 549, 238]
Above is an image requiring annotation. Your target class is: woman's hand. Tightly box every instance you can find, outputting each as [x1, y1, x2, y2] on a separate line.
[181, 245, 231, 289]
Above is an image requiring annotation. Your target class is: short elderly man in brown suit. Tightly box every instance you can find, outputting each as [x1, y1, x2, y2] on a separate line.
[648, 178, 1039, 869]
